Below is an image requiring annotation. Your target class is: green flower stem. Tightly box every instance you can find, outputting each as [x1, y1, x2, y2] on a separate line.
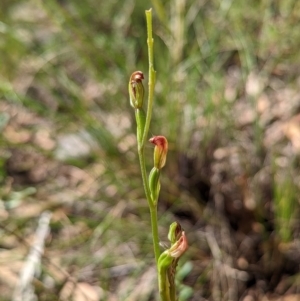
[134, 10, 160, 265]
[135, 108, 146, 145]
[137, 146, 160, 263]
[149, 200, 161, 263]
[143, 9, 156, 146]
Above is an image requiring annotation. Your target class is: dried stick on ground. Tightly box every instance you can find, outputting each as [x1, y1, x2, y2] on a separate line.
[12, 211, 52, 301]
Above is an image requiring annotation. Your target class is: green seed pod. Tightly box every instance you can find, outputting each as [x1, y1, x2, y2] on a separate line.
[148, 167, 161, 203]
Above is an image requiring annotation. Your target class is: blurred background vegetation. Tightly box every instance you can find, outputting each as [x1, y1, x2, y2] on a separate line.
[1, 0, 300, 300]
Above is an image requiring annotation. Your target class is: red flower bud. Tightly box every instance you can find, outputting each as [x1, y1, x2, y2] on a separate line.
[149, 135, 168, 169]
[129, 71, 144, 109]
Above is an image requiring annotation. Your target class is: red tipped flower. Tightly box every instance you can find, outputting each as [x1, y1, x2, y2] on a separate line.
[169, 231, 188, 258]
[129, 71, 144, 109]
[149, 135, 168, 169]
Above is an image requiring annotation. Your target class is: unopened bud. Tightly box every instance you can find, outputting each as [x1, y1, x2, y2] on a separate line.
[129, 71, 144, 109]
[149, 167, 161, 203]
[149, 136, 168, 169]
[168, 222, 182, 244]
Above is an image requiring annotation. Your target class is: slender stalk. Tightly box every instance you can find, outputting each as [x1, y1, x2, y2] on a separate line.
[138, 141, 160, 265]
[137, 147, 152, 205]
[135, 9, 160, 264]
[143, 9, 156, 146]
[149, 202, 160, 263]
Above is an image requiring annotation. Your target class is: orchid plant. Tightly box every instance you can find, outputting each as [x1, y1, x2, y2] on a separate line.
[128, 9, 188, 301]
